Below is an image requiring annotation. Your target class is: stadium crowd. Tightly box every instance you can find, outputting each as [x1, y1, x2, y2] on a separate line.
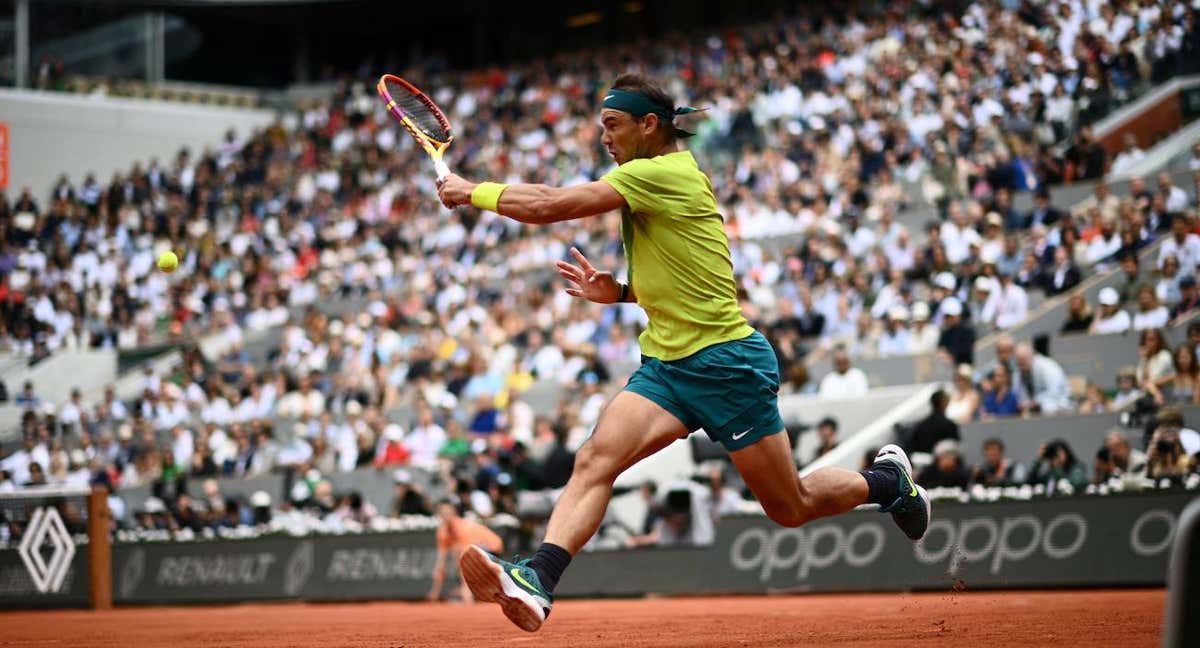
[4, 0, 1200, 538]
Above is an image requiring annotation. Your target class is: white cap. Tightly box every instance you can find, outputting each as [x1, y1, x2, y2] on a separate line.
[383, 424, 405, 442]
[142, 497, 166, 514]
[974, 276, 994, 292]
[1027, 51, 1045, 66]
[934, 272, 957, 291]
[1098, 287, 1119, 306]
[393, 468, 412, 485]
[942, 297, 963, 317]
[934, 439, 961, 456]
[888, 305, 910, 321]
[249, 490, 272, 508]
[911, 302, 931, 321]
[345, 400, 363, 416]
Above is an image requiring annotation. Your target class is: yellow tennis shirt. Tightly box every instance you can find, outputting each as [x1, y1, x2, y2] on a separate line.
[601, 150, 753, 361]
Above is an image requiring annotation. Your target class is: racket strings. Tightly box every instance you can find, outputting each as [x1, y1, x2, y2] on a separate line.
[387, 83, 451, 143]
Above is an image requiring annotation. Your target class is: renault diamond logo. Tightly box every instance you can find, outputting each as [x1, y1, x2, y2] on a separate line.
[17, 507, 76, 593]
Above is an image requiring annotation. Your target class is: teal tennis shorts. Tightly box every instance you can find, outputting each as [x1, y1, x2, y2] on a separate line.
[624, 331, 784, 451]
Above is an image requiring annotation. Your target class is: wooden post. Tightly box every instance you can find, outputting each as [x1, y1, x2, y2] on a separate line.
[87, 486, 112, 610]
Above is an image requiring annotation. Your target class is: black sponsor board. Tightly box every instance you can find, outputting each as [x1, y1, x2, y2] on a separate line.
[0, 550, 89, 608]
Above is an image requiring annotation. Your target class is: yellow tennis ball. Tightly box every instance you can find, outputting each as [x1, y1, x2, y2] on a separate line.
[157, 251, 179, 273]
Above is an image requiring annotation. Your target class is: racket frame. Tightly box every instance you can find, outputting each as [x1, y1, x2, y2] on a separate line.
[377, 74, 454, 179]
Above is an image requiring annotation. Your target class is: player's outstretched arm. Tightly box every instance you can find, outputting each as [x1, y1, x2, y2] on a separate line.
[437, 174, 625, 224]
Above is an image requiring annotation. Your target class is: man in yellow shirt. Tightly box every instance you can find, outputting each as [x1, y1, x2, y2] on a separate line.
[437, 73, 930, 633]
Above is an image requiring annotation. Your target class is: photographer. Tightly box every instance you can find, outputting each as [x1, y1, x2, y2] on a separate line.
[1028, 439, 1089, 493]
[1146, 427, 1193, 481]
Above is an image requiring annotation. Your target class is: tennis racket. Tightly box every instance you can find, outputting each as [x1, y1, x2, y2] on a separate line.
[377, 74, 453, 180]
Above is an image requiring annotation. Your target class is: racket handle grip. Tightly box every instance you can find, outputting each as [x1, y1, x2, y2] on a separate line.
[434, 159, 451, 180]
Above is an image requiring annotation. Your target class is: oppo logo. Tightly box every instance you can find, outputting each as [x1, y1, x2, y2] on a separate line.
[729, 522, 887, 582]
[914, 514, 1088, 575]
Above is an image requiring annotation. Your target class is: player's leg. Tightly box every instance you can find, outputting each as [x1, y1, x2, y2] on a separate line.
[687, 331, 929, 539]
[727, 430, 867, 526]
[459, 385, 688, 631]
[539, 390, 686, 552]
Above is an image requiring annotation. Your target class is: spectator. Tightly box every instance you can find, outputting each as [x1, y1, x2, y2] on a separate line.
[1159, 212, 1200, 275]
[876, 307, 911, 357]
[916, 439, 970, 489]
[1147, 344, 1200, 405]
[1157, 255, 1184, 305]
[1079, 381, 1111, 414]
[905, 390, 960, 456]
[798, 417, 840, 468]
[1115, 251, 1146, 302]
[1045, 245, 1084, 296]
[1132, 284, 1170, 331]
[539, 425, 574, 490]
[1137, 328, 1175, 392]
[1154, 406, 1200, 457]
[988, 273, 1029, 331]
[970, 438, 1027, 487]
[1171, 276, 1200, 321]
[818, 347, 869, 399]
[14, 381, 38, 410]
[908, 303, 940, 355]
[981, 362, 1023, 419]
[1104, 430, 1148, 478]
[1146, 426, 1193, 481]
[627, 482, 714, 548]
[936, 298, 975, 366]
[945, 364, 981, 425]
[1093, 447, 1119, 485]
[705, 466, 746, 518]
[1091, 287, 1132, 335]
[1029, 440, 1089, 493]
[1061, 293, 1095, 334]
[373, 425, 410, 467]
[1111, 366, 1145, 411]
[1160, 172, 1191, 215]
[406, 406, 447, 471]
[1110, 133, 1146, 176]
[1025, 188, 1064, 229]
[1014, 343, 1072, 414]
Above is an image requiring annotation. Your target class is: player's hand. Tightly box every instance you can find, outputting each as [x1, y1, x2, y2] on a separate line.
[436, 173, 473, 209]
[556, 247, 621, 304]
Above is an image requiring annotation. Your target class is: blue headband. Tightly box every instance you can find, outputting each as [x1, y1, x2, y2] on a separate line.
[602, 88, 700, 138]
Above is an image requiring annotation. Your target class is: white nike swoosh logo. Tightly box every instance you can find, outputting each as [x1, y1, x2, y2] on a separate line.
[731, 428, 753, 440]
[604, 94, 615, 101]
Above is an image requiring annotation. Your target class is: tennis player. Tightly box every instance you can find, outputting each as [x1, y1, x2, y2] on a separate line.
[436, 73, 930, 632]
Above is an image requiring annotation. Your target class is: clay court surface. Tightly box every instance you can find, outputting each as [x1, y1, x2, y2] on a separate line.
[0, 589, 1163, 647]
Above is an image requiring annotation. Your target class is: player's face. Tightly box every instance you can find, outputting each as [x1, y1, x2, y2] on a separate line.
[600, 109, 652, 165]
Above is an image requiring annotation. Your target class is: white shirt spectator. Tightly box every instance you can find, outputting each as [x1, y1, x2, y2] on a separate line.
[984, 282, 1029, 330]
[171, 429, 194, 468]
[1132, 307, 1170, 331]
[940, 222, 982, 265]
[1165, 185, 1190, 214]
[818, 367, 869, 399]
[876, 329, 911, 357]
[406, 423, 446, 470]
[1159, 234, 1200, 275]
[1110, 147, 1145, 175]
[1092, 310, 1132, 335]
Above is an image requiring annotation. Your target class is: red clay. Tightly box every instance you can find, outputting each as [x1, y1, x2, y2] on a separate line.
[0, 589, 1164, 648]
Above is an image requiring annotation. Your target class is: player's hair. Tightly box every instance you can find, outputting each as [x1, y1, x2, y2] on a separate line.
[610, 72, 684, 143]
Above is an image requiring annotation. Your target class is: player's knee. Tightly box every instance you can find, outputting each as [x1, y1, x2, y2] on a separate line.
[762, 500, 811, 528]
[572, 444, 620, 484]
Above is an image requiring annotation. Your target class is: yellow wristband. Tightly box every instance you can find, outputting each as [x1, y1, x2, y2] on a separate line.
[470, 182, 509, 212]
